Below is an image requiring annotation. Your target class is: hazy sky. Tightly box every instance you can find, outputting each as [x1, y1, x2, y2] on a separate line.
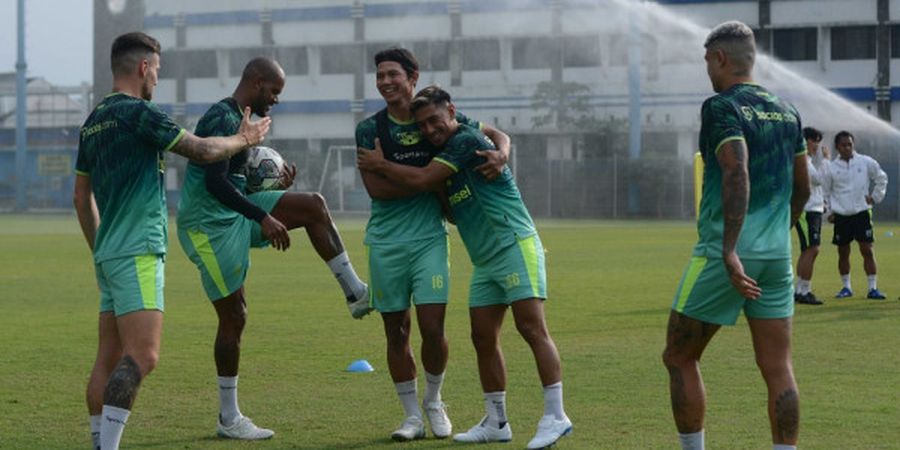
[0, 0, 93, 86]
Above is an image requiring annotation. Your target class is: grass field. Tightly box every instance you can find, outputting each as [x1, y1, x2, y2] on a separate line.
[1, 214, 898, 449]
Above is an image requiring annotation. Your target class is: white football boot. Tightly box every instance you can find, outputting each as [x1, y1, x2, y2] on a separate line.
[423, 401, 452, 438]
[390, 415, 426, 441]
[347, 285, 373, 319]
[216, 416, 274, 440]
[526, 415, 572, 449]
[452, 416, 512, 443]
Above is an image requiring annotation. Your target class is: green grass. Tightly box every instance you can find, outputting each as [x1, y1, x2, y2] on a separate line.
[1, 215, 898, 449]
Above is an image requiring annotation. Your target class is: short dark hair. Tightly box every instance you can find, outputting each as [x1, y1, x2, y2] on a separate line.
[802, 127, 823, 142]
[111, 32, 161, 76]
[834, 130, 854, 146]
[374, 47, 419, 77]
[410, 85, 452, 115]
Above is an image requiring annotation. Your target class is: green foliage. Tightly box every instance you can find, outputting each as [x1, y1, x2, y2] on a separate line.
[1, 216, 899, 449]
[530, 81, 618, 133]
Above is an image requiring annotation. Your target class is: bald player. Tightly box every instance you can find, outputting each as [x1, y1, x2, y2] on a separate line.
[176, 57, 369, 440]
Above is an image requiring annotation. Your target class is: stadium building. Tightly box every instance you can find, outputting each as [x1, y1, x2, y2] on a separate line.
[23, 0, 900, 216]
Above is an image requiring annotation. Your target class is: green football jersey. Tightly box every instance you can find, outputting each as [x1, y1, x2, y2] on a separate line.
[356, 110, 480, 244]
[177, 98, 245, 228]
[75, 92, 185, 263]
[695, 82, 806, 260]
[433, 124, 536, 265]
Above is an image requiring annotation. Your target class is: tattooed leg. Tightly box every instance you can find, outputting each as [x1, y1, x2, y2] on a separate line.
[103, 355, 143, 410]
[748, 317, 799, 445]
[662, 310, 720, 433]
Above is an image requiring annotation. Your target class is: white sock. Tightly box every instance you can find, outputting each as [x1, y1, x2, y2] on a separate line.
[90, 415, 101, 450]
[484, 391, 508, 428]
[867, 274, 877, 290]
[327, 252, 367, 301]
[678, 430, 704, 450]
[100, 405, 130, 450]
[841, 274, 852, 290]
[796, 279, 811, 295]
[423, 371, 444, 405]
[395, 379, 422, 418]
[218, 376, 242, 426]
[773, 445, 796, 450]
[542, 382, 565, 420]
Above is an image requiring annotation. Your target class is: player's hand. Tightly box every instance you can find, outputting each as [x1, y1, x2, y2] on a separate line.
[821, 144, 830, 160]
[239, 106, 272, 147]
[357, 138, 386, 172]
[280, 163, 297, 189]
[865, 195, 874, 205]
[723, 252, 761, 300]
[260, 214, 290, 251]
[474, 149, 507, 181]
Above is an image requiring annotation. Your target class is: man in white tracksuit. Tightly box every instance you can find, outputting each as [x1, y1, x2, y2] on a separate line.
[822, 130, 889, 300]
[794, 127, 830, 305]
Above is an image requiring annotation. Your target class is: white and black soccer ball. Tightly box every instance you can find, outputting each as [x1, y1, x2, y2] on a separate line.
[244, 146, 285, 193]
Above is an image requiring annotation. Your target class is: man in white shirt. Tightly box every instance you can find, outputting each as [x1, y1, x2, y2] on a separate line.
[822, 130, 889, 300]
[794, 127, 829, 305]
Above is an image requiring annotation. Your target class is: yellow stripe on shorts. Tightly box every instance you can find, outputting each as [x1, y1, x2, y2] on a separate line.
[675, 256, 707, 313]
[134, 254, 158, 310]
[187, 229, 230, 298]
[517, 236, 540, 299]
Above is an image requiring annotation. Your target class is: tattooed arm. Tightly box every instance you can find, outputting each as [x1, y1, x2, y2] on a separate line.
[717, 139, 760, 300]
[170, 107, 271, 164]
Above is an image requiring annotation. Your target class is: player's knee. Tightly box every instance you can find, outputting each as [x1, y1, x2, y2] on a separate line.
[307, 192, 330, 222]
[661, 346, 692, 370]
[514, 319, 548, 345]
[419, 324, 445, 345]
[133, 350, 159, 376]
[470, 327, 499, 350]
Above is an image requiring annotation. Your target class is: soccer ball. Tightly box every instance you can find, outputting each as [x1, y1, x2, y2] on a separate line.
[244, 146, 285, 193]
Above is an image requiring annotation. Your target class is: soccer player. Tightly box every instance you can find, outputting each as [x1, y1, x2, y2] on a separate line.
[821, 130, 889, 300]
[357, 85, 572, 450]
[660, 22, 810, 450]
[794, 127, 830, 305]
[355, 48, 511, 441]
[175, 57, 369, 440]
[74, 32, 271, 450]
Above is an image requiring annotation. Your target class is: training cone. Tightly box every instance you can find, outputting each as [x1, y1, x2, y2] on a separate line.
[346, 359, 374, 373]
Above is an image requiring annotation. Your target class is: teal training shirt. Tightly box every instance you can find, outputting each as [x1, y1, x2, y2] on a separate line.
[695, 83, 806, 260]
[177, 98, 245, 228]
[356, 110, 480, 245]
[75, 92, 185, 263]
[433, 124, 536, 265]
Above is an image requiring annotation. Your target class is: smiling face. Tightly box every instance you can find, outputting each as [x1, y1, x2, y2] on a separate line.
[413, 101, 457, 147]
[376, 61, 417, 105]
[836, 134, 854, 160]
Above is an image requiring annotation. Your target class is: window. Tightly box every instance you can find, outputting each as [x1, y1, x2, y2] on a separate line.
[832, 26, 876, 60]
[159, 50, 218, 79]
[277, 47, 309, 76]
[512, 37, 556, 69]
[772, 28, 817, 61]
[321, 44, 363, 74]
[412, 41, 450, 71]
[183, 50, 218, 78]
[564, 35, 601, 67]
[462, 39, 500, 71]
[229, 47, 277, 77]
[891, 25, 900, 58]
[609, 34, 657, 67]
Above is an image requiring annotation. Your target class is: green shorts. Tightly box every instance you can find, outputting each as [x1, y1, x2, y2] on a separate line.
[671, 256, 794, 325]
[367, 234, 449, 313]
[177, 190, 284, 301]
[95, 254, 165, 316]
[469, 234, 547, 308]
